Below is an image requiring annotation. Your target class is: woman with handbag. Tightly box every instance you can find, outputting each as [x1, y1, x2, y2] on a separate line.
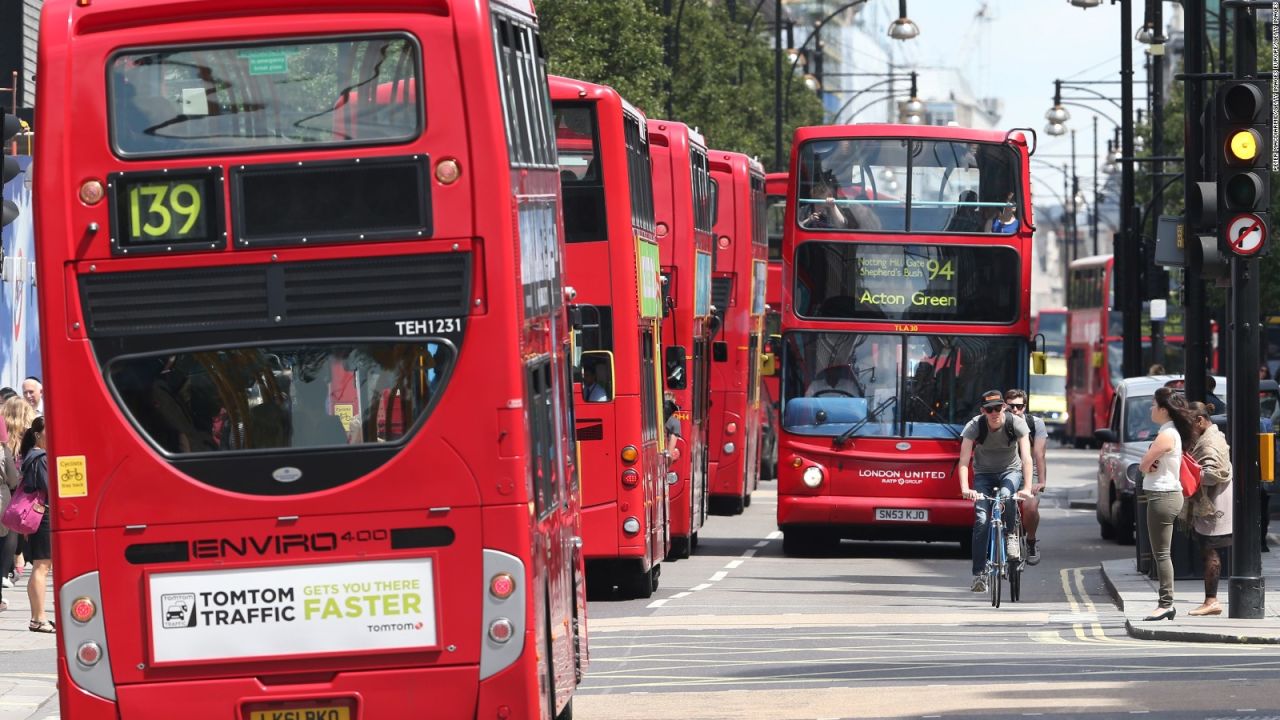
[19, 417, 52, 632]
[1138, 387, 1195, 621]
[2, 396, 35, 585]
[1181, 402, 1233, 616]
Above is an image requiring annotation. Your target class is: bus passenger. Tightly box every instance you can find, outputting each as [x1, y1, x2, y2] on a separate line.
[958, 390, 1034, 593]
[945, 190, 983, 233]
[990, 192, 1019, 234]
[1005, 389, 1046, 565]
[800, 179, 851, 230]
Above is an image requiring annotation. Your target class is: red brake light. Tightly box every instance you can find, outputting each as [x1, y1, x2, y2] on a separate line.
[621, 469, 640, 488]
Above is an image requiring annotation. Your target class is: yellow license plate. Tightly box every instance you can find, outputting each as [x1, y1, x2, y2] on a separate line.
[248, 707, 351, 720]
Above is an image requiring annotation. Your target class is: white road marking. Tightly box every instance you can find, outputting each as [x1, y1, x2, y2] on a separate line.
[754, 540, 768, 548]
[690, 583, 712, 592]
[709, 571, 728, 582]
[646, 598, 670, 608]
[767, 530, 782, 540]
[725, 560, 744, 569]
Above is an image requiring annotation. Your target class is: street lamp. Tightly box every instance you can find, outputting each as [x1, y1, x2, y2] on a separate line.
[786, 48, 806, 67]
[1068, 0, 1102, 7]
[1045, 121, 1067, 136]
[899, 71, 924, 124]
[1135, 23, 1155, 44]
[803, 74, 821, 92]
[888, 0, 920, 40]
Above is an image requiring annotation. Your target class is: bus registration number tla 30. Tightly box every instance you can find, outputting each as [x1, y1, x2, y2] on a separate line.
[875, 508, 928, 522]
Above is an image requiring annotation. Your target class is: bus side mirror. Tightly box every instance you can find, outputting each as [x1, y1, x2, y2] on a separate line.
[760, 353, 777, 377]
[713, 341, 728, 362]
[1031, 351, 1047, 375]
[665, 345, 687, 389]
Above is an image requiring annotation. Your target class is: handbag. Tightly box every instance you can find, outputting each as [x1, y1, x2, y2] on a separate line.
[1179, 452, 1202, 498]
[1, 485, 46, 535]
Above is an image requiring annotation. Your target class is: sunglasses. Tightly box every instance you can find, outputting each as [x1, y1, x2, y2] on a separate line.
[1007, 402, 1025, 410]
[982, 405, 1004, 414]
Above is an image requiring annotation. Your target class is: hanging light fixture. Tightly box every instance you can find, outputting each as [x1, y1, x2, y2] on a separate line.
[888, 0, 920, 40]
[1045, 122, 1067, 137]
[1135, 23, 1155, 44]
[1068, 0, 1102, 7]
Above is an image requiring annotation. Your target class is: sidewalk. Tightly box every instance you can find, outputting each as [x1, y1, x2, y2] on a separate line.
[1100, 537, 1280, 644]
[0, 566, 59, 720]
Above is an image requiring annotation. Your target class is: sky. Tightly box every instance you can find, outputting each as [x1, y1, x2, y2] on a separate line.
[842, 0, 1152, 204]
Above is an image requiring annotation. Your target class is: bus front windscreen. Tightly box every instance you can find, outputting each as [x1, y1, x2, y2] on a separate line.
[794, 138, 1023, 234]
[109, 35, 422, 156]
[793, 242, 1020, 323]
[782, 331, 1024, 439]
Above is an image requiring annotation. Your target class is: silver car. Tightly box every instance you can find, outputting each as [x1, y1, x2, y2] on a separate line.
[1092, 374, 1227, 544]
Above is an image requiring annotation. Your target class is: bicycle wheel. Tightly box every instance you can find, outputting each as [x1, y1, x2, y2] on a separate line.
[988, 521, 1002, 608]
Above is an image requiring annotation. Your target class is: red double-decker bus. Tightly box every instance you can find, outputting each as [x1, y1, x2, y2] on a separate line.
[649, 119, 713, 558]
[1063, 254, 1185, 447]
[706, 150, 767, 514]
[550, 76, 669, 598]
[777, 124, 1034, 554]
[35, 1, 584, 718]
[760, 172, 788, 480]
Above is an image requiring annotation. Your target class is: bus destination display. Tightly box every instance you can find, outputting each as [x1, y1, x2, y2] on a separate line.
[794, 242, 1019, 323]
[110, 169, 223, 253]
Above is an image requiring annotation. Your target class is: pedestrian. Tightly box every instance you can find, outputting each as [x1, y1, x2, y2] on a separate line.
[19, 416, 54, 632]
[0, 387, 16, 402]
[1261, 364, 1272, 381]
[1181, 401, 1232, 616]
[958, 389, 1034, 593]
[0, 421, 16, 607]
[1004, 389, 1047, 565]
[1148, 363, 1167, 376]
[1138, 386, 1195, 621]
[21, 377, 42, 415]
[1, 397, 36, 584]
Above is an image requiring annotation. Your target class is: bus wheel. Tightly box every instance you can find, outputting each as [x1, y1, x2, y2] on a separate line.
[668, 536, 691, 560]
[626, 564, 655, 599]
[743, 491, 752, 508]
[783, 527, 821, 556]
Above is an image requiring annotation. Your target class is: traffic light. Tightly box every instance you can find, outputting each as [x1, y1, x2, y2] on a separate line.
[1, 109, 20, 229]
[1215, 80, 1271, 257]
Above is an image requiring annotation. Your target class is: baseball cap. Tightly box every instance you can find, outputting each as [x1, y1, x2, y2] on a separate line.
[981, 389, 1005, 409]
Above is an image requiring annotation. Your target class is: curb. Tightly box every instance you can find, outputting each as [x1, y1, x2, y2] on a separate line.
[1102, 559, 1280, 644]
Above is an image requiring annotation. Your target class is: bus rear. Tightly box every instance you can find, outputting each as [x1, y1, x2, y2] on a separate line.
[706, 150, 767, 514]
[648, 119, 713, 559]
[778, 125, 1033, 554]
[760, 172, 788, 480]
[551, 76, 669, 599]
[36, 1, 583, 718]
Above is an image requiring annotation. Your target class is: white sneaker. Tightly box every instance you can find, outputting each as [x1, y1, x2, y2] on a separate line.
[1006, 533, 1021, 560]
[1, 576, 11, 589]
[971, 575, 987, 592]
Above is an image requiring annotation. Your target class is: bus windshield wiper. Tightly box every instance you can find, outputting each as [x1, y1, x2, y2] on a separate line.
[835, 395, 897, 447]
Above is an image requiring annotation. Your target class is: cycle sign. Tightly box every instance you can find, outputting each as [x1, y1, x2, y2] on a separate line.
[1225, 213, 1267, 256]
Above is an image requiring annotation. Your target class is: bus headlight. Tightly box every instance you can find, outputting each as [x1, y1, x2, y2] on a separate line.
[802, 466, 824, 488]
[723, 442, 736, 455]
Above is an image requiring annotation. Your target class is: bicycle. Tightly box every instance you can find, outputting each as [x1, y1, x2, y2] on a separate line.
[976, 493, 1026, 608]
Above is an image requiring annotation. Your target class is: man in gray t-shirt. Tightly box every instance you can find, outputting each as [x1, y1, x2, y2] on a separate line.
[958, 389, 1034, 589]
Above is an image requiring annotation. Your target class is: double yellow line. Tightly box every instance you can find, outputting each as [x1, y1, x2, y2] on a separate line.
[1059, 566, 1115, 643]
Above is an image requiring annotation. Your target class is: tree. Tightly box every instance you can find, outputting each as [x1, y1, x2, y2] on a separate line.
[537, 0, 824, 169]
[537, 0, 670, 114]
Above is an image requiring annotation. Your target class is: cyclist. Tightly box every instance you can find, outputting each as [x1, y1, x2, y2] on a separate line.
[1005, 388, 1047, 565]
[958, 389, 1035, 592]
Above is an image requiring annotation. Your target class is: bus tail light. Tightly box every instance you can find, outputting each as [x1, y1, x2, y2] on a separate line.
[435, 158, 461, 185]
[481, 550, 526, 680]
[726, 422, 738, 435]
[622, 517, 641, 535]
[489, 573, 516, 600]
[60, 572, 116, 701]
[76, 642, 103, 666]
[487, 618, 514, 643]
[621, 469, 640, 488]
[70, 596, 97, 623]
[620, 445, 639, 464]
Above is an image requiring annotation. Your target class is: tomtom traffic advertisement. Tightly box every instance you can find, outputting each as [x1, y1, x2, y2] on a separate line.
[148, 557, 438, 664]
